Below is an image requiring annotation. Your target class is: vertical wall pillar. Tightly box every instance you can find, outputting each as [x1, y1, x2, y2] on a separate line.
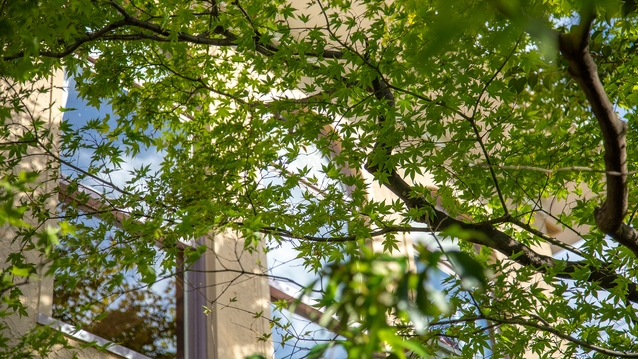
[185, 238, 209, 359]
[204, 231, 273, 359]
[0, 69, 65, 345]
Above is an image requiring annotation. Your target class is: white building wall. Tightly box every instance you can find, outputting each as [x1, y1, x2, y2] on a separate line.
[0, 69, 64, 350]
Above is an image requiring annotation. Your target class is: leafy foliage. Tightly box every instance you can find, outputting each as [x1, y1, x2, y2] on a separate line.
[4, 0, 638, 358]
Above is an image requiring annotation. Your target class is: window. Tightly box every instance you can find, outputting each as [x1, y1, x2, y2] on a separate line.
[51, 210, 178, 359]
[262, 144, 349, 358]
[44, 74, 183, 359]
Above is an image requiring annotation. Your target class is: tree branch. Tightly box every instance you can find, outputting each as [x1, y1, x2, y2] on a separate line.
[2, 1, 343, 62]
[485, 314, 638, 358]
[558, 10, 638, 256]
[259, 225, 434, 243]
[364, 140, 638, 303]
[101, 33, 235, 46]
[358, 21, 638, 302]
[2, 19, 129, 60]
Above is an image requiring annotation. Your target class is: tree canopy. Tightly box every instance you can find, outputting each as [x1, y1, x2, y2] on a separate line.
[3, 0, 638, 358]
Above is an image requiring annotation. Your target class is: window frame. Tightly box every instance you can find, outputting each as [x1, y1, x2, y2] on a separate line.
[38, 179, 200, 359]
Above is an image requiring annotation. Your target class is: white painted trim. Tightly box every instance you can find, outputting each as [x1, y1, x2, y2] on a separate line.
[37, 313, 151, 359]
